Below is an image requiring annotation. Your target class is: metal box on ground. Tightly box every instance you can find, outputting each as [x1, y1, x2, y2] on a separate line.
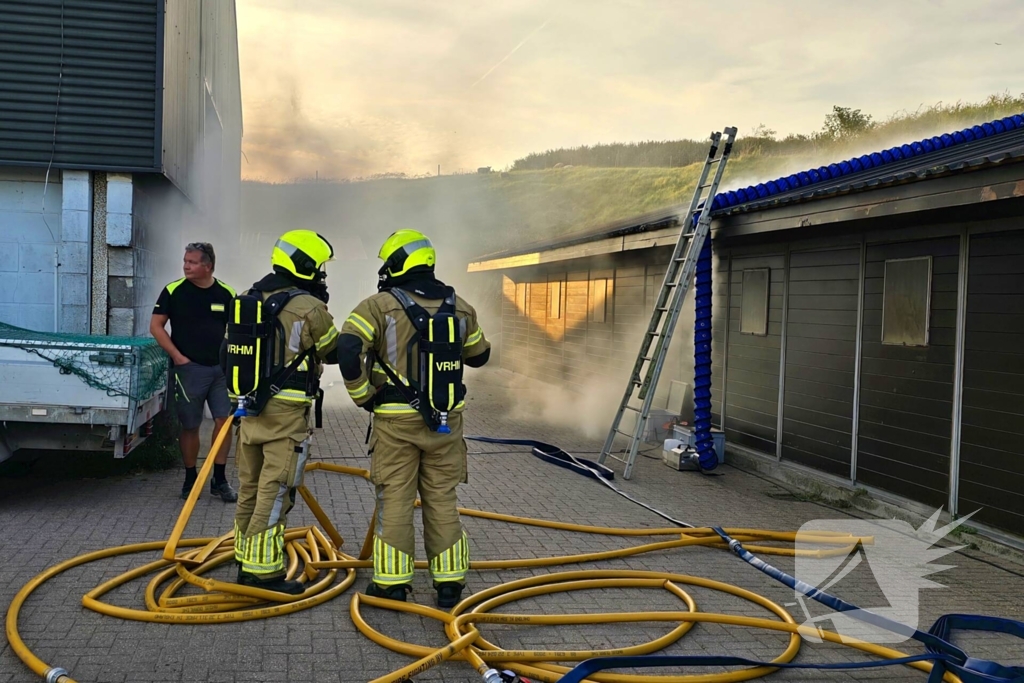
[670, 424, 726, 464]
[661, 438, 698, 471]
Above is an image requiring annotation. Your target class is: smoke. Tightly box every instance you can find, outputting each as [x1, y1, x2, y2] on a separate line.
[722, 106, 1024, 195]
[504, 371, 622, 440]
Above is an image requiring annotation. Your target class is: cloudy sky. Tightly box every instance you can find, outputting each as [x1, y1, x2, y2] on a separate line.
[236, 0, 1024, 182]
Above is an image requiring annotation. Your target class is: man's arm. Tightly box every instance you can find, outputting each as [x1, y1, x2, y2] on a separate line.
[150, 288, 190, 366]
[150, 314, 189, 366]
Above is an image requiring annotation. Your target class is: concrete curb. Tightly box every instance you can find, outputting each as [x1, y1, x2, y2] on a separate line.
[725, 443, 1024, 568]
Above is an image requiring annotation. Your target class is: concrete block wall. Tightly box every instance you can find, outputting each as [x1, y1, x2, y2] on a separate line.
[59, 170, 92, 333]
[0, 168, 61, 332]
[105, 173, 136, 336]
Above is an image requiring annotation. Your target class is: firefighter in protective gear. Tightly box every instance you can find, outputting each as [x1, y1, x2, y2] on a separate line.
[230, 230, 340, 595]
[337, 229, 491, 608]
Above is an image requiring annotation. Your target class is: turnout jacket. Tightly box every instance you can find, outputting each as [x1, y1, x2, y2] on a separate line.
[338, 284, 490, 416]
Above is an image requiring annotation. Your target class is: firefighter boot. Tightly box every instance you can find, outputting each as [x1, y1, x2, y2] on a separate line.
[237, 570, 305, 595]
[365, 582, 412, 601]
[435, 581, 464, 608]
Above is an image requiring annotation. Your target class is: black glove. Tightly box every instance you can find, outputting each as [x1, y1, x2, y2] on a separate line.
[360, 391, 378, 414]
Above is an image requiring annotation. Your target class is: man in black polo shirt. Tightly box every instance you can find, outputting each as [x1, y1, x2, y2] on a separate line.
[150, 242, 238, 501]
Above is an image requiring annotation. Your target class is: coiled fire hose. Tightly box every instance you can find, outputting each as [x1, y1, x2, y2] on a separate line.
[7, 420, 1023, 683]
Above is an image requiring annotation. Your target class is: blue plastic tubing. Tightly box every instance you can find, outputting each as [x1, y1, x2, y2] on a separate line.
[693, 231, 717, 470]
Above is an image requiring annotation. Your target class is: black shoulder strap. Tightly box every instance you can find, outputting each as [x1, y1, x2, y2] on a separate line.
[266, 289, 316, 397]
[390, 287, 457, 326]
[389, 288, 428, 331]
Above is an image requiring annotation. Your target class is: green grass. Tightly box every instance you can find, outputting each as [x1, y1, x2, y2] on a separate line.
[241, 93, 1024, 261]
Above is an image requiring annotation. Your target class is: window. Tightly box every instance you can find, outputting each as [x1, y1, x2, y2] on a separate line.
[740, 268, 769, 335]
[588, 278, 609, 323]
[548, 280, 562, 319]
[515, 282, 527, 316]
[882, 256, 931, 346]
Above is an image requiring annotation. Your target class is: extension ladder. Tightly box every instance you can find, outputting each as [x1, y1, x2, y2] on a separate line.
[598, 127, 737, 479]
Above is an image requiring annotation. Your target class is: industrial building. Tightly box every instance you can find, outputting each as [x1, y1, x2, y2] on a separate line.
[0, 0, 242, 336]
[470, 115, 1024, 542]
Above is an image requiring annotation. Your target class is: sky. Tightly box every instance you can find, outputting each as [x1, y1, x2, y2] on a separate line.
[236, 0, 1024, 183]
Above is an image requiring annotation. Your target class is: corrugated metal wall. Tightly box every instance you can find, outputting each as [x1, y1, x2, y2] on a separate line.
[960, 229, 1024, 533]
[710, 247, 729, 426]
[782, 248, 860, 477]
[0, 0, 159, 170]
[856, 237, 959, 509]
[724, 251, 785, 453]
[160, 0, 242, 211]
[489, 213, 1024, 539]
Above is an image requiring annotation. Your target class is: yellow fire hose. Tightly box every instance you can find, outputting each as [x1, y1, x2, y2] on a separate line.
[5, 420, 961, 683]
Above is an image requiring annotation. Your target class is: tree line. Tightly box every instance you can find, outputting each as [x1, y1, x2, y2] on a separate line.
[511, 93, 1024, 171]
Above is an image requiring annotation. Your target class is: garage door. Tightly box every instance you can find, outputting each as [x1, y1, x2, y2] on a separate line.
[0, 168, 61, 332]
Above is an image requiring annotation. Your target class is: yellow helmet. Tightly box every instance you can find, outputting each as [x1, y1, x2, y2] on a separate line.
[271, 230, 335, 281]
[377, 229, 436, 278]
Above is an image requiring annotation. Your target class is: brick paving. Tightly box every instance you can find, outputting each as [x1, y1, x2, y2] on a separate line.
[2, 367, 1023, 682]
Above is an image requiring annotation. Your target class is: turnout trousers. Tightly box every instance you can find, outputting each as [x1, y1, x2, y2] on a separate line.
[369, 411, 469, 586]
[233, 400, 312, 578]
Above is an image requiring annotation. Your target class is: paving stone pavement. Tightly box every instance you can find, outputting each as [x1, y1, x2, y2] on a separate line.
[2, 368, 1023, 683]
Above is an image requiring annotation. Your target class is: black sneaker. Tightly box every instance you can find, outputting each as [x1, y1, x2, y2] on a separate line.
[364, 582, 412, 602]
[237, 570, 304, 595]
[210, 481, 238, 502]
[434, 582, 464, 608]
[181, 482, 195, 500]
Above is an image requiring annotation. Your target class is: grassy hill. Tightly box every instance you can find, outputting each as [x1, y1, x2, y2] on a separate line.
[240, 94, 1024, 272]
[237, 93, 1024, 343]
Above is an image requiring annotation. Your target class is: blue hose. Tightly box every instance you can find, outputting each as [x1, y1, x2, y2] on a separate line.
[709, 528, 1024, 683]
[559, 531, 1024, 683]
[693, 221, 717, 471]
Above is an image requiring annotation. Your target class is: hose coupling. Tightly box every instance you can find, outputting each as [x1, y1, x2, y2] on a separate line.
[45, 667, 70, 683]
[498, 669, 530, 682]
[482, 668, 504, 683]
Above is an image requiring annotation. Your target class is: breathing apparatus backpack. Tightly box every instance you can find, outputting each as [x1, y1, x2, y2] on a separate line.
[224, 288, 320, 420]
[375, 287, 464, 433]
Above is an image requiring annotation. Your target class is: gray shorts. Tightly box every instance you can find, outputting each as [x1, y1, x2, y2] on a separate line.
[173, 363, 232, 430]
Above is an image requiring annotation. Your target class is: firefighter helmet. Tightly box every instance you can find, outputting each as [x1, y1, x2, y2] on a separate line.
[272, 230, 335, 281]
[377, 229, 436, 278]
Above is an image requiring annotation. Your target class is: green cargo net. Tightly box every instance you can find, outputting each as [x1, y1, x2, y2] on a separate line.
[0, 322, 169, 402]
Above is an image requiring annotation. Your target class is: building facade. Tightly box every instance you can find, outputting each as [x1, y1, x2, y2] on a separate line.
[470, 115, 1024, 541]
[0, 0, 242, 336]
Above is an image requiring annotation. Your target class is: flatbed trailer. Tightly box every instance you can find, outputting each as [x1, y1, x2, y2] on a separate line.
[0, 333, 168, 463]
